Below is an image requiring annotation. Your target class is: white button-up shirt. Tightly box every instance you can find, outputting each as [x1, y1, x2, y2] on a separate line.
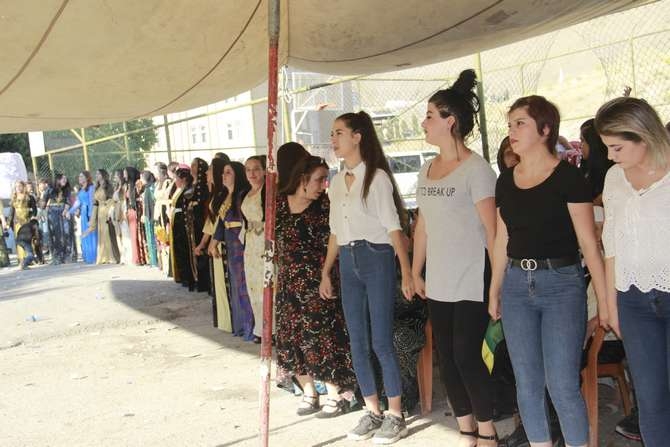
[602, 164, 670, 293]
[328, 162, 401, 246]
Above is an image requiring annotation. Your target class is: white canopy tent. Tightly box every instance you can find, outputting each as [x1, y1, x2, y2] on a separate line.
[0, 0, 649, 133]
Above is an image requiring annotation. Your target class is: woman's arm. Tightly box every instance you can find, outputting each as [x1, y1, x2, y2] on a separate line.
[475, 196, 497, 265]
[568, 202, 609, 328]
[69, 198, 82, 216]
[390, 229, 414, 300]
[319, 234, 339, 299]
[605, 257, 620, 338]
[488, 209, 509, 320]
[411, 210, 427, 299]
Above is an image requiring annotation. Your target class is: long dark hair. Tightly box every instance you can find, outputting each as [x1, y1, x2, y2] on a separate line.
[335, 111, 405, 225]
[277, 142, 309, 192]
[580, 118, 614, 199]
[124, 167, 140, 209]
[281, 155, 329, 196]
[227, 161, 251, 216]
[52, 173, 71, 200]
[429, 69, 480, 141]
[96, 169, 113, 199]
[209, 158, 227, 223]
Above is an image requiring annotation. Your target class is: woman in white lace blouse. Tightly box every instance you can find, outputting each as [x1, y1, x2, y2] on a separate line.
[596, 97, 670, 447]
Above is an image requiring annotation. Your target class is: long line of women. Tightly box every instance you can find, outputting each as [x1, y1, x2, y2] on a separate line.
[3, 69, 668, 447]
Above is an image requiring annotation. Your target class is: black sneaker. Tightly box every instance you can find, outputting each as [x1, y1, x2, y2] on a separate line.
[615, 407, 641, 441]
[372, 413, 408, 445]
[347, 411, 384, 441]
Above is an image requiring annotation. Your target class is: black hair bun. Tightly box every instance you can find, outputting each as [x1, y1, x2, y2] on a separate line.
[451, 69, 477, 95]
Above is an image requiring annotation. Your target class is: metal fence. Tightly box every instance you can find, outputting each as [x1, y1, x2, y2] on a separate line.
[32, 0, 670, 186]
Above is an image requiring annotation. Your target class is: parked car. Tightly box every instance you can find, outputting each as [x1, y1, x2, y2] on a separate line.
[387, 150, 437, 208]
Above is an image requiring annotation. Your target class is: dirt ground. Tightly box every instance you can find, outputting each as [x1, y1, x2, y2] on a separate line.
[0, 262, 639, 447]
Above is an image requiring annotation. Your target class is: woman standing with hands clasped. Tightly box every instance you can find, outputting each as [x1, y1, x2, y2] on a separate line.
[489, 96, 608, 447]
[411, 69, 499, 447]
[596, 97, 670, 447]
[319, 111, 414, 445]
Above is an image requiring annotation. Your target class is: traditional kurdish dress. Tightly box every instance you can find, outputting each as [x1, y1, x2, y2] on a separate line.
[274, 194, 356, 389]
[70, 184, 97, 264]
[90, 186, 119, 264]
[241, 189, 267, 338]
[9, 192, 36, 263]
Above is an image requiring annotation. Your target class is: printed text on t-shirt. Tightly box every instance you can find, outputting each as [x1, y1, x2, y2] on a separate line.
[417, 186, 456, 197]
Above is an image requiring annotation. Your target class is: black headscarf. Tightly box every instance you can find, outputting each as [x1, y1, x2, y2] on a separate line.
[192, 158, 209, 203]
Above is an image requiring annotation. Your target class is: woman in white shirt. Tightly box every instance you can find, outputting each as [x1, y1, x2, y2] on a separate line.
[319, 111, 414, 445]
[412, 69, 499, 446]
[596, 97, 670, 447]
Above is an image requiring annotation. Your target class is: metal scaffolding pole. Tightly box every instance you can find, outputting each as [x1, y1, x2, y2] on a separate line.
[163, 115, 173, 162]
[474, 52, 490, 162]
[260, 0, 280, 446]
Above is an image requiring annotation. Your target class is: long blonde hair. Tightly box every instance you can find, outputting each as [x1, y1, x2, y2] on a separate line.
[595, 97, 670, 170]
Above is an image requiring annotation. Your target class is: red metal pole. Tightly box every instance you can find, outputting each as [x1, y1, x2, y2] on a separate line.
[260, 0, 280, 446]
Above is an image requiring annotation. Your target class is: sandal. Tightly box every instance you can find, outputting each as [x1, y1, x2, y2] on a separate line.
[459, 430, 478, 447]
[296, 394, 320, 416]
[315, 398, 347, 419]
[477, 432, 499, 446]
[459, 430, 478, 438]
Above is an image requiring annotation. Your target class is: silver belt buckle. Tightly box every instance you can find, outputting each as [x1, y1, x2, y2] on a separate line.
[520, 258, 538, 271]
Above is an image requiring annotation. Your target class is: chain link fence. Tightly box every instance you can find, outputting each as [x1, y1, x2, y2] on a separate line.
[32, 1, 670, 193]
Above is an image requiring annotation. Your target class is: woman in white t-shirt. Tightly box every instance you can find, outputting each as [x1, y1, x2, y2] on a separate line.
[319, 111, 414, 445]
[412, 69, 499, 447]
[596, 97, 670, 447]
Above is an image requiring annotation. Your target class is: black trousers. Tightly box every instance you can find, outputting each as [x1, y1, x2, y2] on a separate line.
[428, 297, 495, 421]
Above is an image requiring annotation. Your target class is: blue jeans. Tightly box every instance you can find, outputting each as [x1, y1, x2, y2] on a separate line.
[17, 240, 35, 268]
[338, 240, 402, 398]
[618, 286, 670, 447]
[501, 262, 588, 445]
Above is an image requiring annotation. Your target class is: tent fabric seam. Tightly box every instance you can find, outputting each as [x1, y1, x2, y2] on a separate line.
[0, 0, 71, 97]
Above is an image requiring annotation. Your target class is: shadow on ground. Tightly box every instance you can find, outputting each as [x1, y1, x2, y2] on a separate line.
[108, 278, 262, 357]
[1, 262, 117, 302]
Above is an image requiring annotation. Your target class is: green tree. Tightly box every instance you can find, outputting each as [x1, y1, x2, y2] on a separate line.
[0, 133, 31, 174]
[42, 119, 158, 182]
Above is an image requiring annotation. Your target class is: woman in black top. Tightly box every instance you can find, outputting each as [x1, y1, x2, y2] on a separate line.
[489, 96, 607, 447]
[579, 118, 614, 205]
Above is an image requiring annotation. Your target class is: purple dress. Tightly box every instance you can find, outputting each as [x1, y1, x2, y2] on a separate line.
[214, 202, 255, 340]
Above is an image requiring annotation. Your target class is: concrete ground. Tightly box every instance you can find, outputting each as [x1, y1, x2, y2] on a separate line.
[0, 261, 641, 447]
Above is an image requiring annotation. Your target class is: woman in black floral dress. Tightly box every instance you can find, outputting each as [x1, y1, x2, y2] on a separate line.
[276, 155, 357, 418]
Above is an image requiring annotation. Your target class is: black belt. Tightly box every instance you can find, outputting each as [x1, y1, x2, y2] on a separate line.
[509, 255, 579, 271]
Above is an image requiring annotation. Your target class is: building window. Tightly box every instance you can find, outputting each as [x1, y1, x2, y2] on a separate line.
[227, 123, 233, 140]
[200, 126, 207, 143]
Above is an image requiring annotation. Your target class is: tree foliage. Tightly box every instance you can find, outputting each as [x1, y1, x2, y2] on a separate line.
[0, 133, 31, 173]
[40, 119, 158, 181]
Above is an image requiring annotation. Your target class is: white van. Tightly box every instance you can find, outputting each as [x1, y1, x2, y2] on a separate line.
[387, 150, 437, 208]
